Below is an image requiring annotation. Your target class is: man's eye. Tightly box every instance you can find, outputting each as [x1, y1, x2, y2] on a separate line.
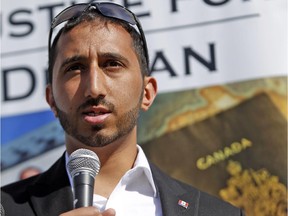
[103, 60, 122, 68]
[66, 64, 84, 72]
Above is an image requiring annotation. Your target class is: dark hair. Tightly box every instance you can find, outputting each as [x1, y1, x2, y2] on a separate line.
[48, 9, 149, 84]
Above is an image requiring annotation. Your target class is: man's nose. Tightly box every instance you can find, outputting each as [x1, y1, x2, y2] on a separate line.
[84, 67, 106, 98]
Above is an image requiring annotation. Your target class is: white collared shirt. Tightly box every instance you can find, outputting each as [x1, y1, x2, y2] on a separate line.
[66, 145, 163, 216]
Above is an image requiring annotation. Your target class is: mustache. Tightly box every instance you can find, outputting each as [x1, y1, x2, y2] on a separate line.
[77, 97, 115, 112]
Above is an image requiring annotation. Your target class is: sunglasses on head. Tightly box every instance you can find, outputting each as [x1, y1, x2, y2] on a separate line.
[48, 1, 149, 65]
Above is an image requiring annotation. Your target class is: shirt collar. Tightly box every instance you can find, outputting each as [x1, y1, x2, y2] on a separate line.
[132, 145, 158, 197]
[65, 145, 158, 197]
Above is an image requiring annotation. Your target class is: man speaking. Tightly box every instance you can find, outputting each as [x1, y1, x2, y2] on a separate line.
[1, 2, 245, 215]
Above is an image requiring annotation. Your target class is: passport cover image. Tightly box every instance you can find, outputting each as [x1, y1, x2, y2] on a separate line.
[142, 93, 287, 216]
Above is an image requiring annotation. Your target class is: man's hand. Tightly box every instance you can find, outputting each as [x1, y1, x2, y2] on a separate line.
[59, 207, 116, 216]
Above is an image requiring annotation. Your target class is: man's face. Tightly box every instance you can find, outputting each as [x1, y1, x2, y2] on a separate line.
[47, 20, 146, 148]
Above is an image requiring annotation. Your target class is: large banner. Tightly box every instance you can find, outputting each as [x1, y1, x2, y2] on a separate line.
[1, 0, 287, 215]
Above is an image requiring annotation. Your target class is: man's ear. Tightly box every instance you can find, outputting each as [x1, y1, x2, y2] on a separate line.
[46, 84, 58, 118]
[141, 76, 158, 111]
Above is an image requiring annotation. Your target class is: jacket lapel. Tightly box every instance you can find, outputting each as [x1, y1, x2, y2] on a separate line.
[150, 163, 200, 216]
[28, 153, 74, 216]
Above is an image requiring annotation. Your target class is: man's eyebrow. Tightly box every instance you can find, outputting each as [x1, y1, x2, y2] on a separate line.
[60, 55, 86, 69]
[99, 52, 129, 63]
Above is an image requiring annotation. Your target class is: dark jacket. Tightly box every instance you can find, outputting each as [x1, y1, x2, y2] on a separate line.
[1, 153, 245, 216]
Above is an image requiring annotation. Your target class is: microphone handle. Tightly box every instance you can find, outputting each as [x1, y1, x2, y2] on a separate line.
[73, 172, 95, 208]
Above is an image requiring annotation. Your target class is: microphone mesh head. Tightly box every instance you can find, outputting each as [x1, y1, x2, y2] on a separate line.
[67, 149, 100, 178]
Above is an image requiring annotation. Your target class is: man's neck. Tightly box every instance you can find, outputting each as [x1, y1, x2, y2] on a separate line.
[93, 142, 138, 198]
[66, 129, 138, 198]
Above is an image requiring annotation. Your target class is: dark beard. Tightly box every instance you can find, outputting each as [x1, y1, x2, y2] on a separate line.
[54, 96, 142, 148]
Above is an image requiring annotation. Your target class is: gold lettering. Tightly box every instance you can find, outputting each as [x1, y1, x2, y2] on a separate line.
[213, 150, 226, 162]
[196, 157, 209, 170]
[231, 142, 242, 153]
[224, 147, 234, 157]
[206, 155, 215, 166]
[196, 138, 253, 170]
[241, 138, 252, 148]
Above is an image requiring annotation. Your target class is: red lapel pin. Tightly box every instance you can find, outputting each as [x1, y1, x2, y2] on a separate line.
[178, 199, 189, 209]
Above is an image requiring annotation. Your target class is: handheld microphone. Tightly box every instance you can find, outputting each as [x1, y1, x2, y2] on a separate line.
[67, 149, 101, 208]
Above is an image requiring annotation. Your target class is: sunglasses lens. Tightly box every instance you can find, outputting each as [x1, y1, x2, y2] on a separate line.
[52, 4, 87, 28]
[98, 4, 136, 25]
